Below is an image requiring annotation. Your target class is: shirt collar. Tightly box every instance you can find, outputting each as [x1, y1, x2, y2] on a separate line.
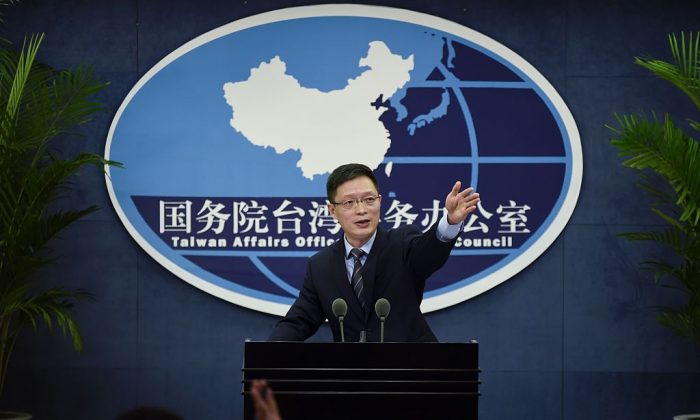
[344, 230, 377, 259]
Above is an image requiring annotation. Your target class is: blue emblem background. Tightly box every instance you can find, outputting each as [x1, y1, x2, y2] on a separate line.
[106, 9, 580, 314]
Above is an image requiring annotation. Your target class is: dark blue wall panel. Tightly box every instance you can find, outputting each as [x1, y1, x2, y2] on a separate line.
[1, 0, 699, 419]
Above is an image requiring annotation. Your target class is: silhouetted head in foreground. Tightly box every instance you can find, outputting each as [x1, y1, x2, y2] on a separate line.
[115, 406, 184, 420]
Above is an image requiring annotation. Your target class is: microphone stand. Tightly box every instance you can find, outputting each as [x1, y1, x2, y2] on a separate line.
[379, 316, 385, 343]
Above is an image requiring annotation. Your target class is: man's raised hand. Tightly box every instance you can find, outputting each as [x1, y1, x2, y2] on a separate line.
[445, 181, 480, 225]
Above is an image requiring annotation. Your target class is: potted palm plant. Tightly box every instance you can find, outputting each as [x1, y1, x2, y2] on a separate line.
[608, 31, 700, 347]
[0, 0, 120, 415]
[609, 29, 699, 420]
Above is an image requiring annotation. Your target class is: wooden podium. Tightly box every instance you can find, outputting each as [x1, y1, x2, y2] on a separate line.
[242, 341, 479, 420]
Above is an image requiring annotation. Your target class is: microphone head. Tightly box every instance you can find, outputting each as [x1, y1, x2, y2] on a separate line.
[374, 298, 391, 318]
[332, 298, 347, 318]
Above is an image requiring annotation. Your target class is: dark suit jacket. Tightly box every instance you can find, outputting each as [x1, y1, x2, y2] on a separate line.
[268, 222, 456, 342]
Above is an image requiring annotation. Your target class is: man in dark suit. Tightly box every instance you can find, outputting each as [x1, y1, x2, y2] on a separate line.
[269, 163, 480, 342]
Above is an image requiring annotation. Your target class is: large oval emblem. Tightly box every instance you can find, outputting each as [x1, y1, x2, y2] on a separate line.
[106, 5, 582, 315]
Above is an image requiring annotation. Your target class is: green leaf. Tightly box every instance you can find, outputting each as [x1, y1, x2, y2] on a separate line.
[635, 32, 700, 109]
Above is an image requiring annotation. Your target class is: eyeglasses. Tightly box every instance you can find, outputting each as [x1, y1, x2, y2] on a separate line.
[331, 195, 381, 210]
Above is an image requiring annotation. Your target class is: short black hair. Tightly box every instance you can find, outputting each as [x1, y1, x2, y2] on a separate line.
[326, 163, 379, 202]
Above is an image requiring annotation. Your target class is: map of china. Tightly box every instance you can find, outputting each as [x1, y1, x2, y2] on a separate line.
[223, 41, 414, 179]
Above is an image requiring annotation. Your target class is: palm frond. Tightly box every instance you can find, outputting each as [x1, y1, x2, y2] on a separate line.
[610, 113, 700, 224]
[0, 154, 109, 257]
[19, 67, 108, 160]
[690, 119, 700, 134]
[635, 31, 700, 109]
[4, 33, 43, 125]
[620, 226, 693, 255]
[19, 288, 92, 350]
[0, 1, 19, 25]
[658, 307, 700, 347]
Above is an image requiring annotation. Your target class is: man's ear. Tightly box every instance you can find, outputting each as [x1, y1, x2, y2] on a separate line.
[327, 202, 337, 219]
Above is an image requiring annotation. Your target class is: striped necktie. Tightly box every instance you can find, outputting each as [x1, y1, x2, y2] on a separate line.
[350, 248, 366, 309]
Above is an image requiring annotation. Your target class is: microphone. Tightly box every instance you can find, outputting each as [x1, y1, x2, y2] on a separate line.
[332, 298, 348, 343]
[374, 298, 391, 343]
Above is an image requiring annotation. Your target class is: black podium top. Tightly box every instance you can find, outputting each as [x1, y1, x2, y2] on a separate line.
[242, 341, 479, 420]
